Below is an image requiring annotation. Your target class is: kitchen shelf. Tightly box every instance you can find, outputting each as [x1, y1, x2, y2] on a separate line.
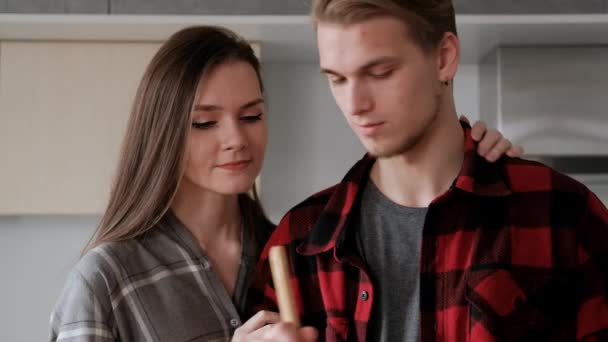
[1, 14, 608, 63]
[458, 14, 608, 63]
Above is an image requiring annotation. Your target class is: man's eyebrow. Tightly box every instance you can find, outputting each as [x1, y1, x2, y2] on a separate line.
[358, 57, 400, 71]
[320, 56, 399, 76]
[320, 67, 341, 77]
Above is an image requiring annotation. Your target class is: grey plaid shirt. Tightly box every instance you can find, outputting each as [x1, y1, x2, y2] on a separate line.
[49, 211, 263, 342]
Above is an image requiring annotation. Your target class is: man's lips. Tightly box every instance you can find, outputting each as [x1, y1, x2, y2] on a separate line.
[355, 122, 384, 136]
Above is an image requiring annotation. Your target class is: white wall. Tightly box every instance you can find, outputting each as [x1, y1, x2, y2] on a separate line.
[0, 216, 97, 341]
[261, 63, 362, 221]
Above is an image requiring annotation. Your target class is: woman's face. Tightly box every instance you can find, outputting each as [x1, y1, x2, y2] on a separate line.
[180, 60, 268, 196]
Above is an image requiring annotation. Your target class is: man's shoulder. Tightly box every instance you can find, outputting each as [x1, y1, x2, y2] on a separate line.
[502, 157, 589, 197]
[292, 183, 341, 211]
[270, 183, 341, 244]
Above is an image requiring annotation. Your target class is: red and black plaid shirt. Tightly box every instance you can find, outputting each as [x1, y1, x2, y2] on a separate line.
[250, 125, 608, 341]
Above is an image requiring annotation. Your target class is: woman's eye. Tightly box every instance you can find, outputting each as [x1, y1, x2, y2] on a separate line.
[192, 121, 216, 129]
[240, 113, 263, 122]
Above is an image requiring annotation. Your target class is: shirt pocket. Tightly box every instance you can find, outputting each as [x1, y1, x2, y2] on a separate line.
[465, 268, 572, 342]
[325, 316, 349, 342]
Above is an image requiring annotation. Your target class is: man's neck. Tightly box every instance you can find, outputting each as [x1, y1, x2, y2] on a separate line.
[370, 109, 465, 208]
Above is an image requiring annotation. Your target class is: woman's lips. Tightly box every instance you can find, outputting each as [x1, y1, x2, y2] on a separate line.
[217, 160, 251, 171]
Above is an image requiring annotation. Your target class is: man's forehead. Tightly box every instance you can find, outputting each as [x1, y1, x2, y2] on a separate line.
[317, 18, 409, 72]
[317, 16, 410, 41]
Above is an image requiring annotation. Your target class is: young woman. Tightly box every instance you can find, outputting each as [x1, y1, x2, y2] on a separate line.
[49, 26, 521, 342]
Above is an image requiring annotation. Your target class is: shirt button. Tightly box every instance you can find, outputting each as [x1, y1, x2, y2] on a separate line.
[230, 318, 240, 328]
[360, 291, 369, 301]
[200, 259, 211, 270]
[513, 296, 524, 307]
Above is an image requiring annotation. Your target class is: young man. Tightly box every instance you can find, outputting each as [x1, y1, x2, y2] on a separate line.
[249, 0, 608, 341]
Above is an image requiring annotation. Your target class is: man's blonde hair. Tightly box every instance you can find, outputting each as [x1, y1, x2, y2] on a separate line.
[311, 0, 457, 51]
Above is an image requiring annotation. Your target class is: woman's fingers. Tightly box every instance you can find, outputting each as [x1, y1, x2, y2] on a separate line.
[470, 120, 487, 142]
[233, 311, 280, 339]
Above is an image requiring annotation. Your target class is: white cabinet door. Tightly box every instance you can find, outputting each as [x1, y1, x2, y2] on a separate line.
[0, 41, 160, 214]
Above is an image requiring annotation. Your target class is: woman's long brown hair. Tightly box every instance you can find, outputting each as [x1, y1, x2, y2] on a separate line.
[83, 26, 272, 254]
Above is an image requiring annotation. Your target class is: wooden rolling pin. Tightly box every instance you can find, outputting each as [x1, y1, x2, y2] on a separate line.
[268, 245, 300, 327]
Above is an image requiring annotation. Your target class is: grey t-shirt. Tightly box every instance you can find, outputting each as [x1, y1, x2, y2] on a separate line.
[357, 180, 428, 342]
[49, 211, 264, 342]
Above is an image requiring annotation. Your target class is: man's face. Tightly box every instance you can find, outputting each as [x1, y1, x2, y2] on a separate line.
[318, 16, 445, 157]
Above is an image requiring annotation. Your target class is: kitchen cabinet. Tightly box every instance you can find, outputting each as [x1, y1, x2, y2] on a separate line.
[0, 41, 160, 214]
[1, 13, 608, 213]
[3, 0, 607, 15]
[2, 14, 608, 63]
[479, 46, 608, 155]
[0, 37, 260, 215]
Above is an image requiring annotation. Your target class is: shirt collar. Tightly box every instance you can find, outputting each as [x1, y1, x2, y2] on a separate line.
[298, 121, 512, 256]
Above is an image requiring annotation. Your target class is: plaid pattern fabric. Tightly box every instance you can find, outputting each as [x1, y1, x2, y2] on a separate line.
[250, 124, 608, 341]
[50, 211, 265, 342]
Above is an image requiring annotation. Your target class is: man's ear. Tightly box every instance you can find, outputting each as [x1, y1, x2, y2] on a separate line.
[436, 32, 460, 83]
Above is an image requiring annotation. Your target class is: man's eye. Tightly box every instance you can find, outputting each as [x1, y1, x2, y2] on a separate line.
[192, 121, 216, 129]
[240, 113, 263, 122]
[329, 77, 345, 85]
[370, 70, 393, 79]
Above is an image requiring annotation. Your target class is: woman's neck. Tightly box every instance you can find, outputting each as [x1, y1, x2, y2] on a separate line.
[170, 180, 241, 248]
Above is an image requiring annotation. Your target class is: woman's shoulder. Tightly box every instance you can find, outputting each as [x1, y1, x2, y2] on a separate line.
[50, 243, 126, 340]
[75, 226, 178, 290]
[74, 241, 134, 293]
[51, 243, 124, 323]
